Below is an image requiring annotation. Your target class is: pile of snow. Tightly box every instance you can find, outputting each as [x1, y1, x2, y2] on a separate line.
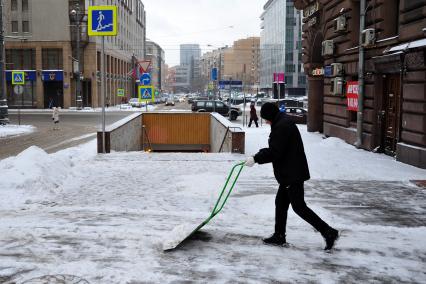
[0, 140, 97, 208]
[162, 223, 198, 251]
[0, 124, 35, 138]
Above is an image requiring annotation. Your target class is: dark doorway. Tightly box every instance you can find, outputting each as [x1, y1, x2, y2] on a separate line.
[82, 80, 92, 107]
[44, 82, 64, 108]
[381, 74, 401, 155]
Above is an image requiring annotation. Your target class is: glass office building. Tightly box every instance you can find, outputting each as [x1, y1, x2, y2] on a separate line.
[260, 0, 306, 97]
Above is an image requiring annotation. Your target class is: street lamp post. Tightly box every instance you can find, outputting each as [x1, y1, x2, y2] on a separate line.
[0, 0, 9, 124]
[71, 4, 83, 110]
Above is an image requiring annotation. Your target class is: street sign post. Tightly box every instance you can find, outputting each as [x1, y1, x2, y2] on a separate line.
[13, 85, 24, 95]
[12, 71, 25, 85]
[88, 5, 118, 154]
[138, 86, 155, 104]
[117, 88, 125, 97]
[140, 73, 151, 86]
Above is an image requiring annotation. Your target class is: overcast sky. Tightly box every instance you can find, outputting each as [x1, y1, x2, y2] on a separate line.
[143, 0, 265, 67]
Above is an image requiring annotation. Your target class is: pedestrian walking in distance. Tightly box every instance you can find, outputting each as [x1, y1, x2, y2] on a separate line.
[52, 107, 60, 130]
[244, 102, 339, 250]
[248, 103, 259, 128]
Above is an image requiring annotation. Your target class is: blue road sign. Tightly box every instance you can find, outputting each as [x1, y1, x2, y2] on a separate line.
[138, 86, 155, 102]
[12, 71, 25, 85]
[211, 68, 218, 81]
[88, 6, 118, 36]
[140, 73, 151, 86]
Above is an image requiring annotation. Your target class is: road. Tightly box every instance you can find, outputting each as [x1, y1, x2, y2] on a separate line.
[0, 110, 131, 159]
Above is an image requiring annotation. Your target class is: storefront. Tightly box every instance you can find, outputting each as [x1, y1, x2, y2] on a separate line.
[5, 70, 37, 108]
[42, 70, 64, 108]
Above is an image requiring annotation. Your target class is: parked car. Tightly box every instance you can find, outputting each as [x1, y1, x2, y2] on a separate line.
[283, 107, 307, 124]
[191, 100, 242, 120]
[165, 98, 175, 106]
[129, 98, 143, 108]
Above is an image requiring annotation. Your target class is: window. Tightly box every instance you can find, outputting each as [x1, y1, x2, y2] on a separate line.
[216, 102, 224, 108]
[42, 49, 63, 70]
[11, 0, 17, 11]
[6, 49, 36, 70]
[196, 102, 204, 107]
[206, 102, 213, 108]
[11, 21, 18, 32]
[22, 21, 29, 33]
[22, 0, 28, 11]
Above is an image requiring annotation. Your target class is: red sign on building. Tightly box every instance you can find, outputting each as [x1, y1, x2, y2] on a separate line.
[346, 81, 359, 111]
[273, 73, 285, 83]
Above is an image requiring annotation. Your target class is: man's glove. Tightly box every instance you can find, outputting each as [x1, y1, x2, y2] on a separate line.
[245, 156, 255, 167]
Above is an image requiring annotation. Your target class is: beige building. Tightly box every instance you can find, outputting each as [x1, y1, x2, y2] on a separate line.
[4, 0, 146, 109]
[223, 37, 260, 91]
[200, 37, 260, 93]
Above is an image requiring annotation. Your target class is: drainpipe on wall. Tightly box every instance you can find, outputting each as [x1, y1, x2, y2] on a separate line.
[356, 0, 366, 148]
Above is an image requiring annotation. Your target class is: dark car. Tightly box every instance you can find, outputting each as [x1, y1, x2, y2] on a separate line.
[191, 100, 242, 120]
[283, 107, 307, 124]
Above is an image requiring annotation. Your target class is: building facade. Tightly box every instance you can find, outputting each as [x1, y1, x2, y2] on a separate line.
[4, 0, 146, 109]
[146, 40, 165, 91]
[180, 44, 201, 92]
[260, 0, 306, 96]
[221, 37, 260, 93]
[169, 65, 190, 93]
[294, 0, 426, 168]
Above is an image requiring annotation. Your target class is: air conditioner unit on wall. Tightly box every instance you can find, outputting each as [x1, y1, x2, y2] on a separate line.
[362, 29, 376, 47]
[331, 77, 344, 95]
[334, 16, 347, 33]
[322, 40, 334, 56]
[331, 63, 344, 76]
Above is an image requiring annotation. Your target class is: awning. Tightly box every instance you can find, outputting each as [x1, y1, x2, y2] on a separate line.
[387, 38, 426, 53]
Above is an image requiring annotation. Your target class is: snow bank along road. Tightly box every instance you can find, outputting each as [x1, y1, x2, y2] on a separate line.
[0, 126, 425, 283]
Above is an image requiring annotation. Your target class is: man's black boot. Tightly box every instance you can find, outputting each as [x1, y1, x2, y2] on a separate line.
[262, 233, 286, 246]
[322, 228, 339, 251]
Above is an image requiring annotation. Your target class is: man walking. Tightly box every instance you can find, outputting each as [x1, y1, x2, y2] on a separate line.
[245, 102, 339, 250]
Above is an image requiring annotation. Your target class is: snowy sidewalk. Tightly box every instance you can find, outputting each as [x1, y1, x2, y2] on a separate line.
[1, 126, 425, 283]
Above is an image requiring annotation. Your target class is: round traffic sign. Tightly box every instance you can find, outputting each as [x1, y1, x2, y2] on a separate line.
[14, 85, 24, 95]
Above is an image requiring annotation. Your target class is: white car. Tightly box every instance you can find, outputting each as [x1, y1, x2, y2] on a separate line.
[165, 99, 175, 106]
[129, 98, 143, 108]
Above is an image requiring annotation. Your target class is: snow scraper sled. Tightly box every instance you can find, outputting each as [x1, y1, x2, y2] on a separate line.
[163, 162, 245, 251]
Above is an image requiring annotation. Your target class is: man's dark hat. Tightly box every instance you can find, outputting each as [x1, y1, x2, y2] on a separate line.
[260, 102, 279, 121]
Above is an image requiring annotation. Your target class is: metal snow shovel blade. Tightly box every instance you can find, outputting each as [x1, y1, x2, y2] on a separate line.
[163, 162, 245, 251]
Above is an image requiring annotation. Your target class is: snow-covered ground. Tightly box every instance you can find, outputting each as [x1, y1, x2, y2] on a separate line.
[0, 125, 425, 283]
[0, 124, 35, 138]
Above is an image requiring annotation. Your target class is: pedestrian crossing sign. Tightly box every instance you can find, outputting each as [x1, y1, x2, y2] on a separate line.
[88, 6, 118, 36]
[138, 86, 155, 102]
[12, 71, 25, 85]
[117, 88, 125, 97]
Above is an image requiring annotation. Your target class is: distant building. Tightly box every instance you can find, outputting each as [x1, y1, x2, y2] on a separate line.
[294, 0, 426, 169]
[4, 0, 146, 108]
[170, 65, 190, 93]
[146, 41, 165, 91]
[180, 44, 201, 92]
[222, 37, 260, 93]
[260, 0, 305, 97]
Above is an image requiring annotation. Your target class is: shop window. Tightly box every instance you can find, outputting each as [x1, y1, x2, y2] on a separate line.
[6, 49, 35, 70]
[42, 49, 63, 70]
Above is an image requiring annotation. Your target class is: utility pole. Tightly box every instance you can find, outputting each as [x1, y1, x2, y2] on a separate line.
[71, 3, 83, 110]
[356, 0, 366, 148]
[0, 0, 9, 124]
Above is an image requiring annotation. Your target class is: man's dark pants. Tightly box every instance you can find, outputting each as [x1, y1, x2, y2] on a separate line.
[275, 182, 330, 235]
